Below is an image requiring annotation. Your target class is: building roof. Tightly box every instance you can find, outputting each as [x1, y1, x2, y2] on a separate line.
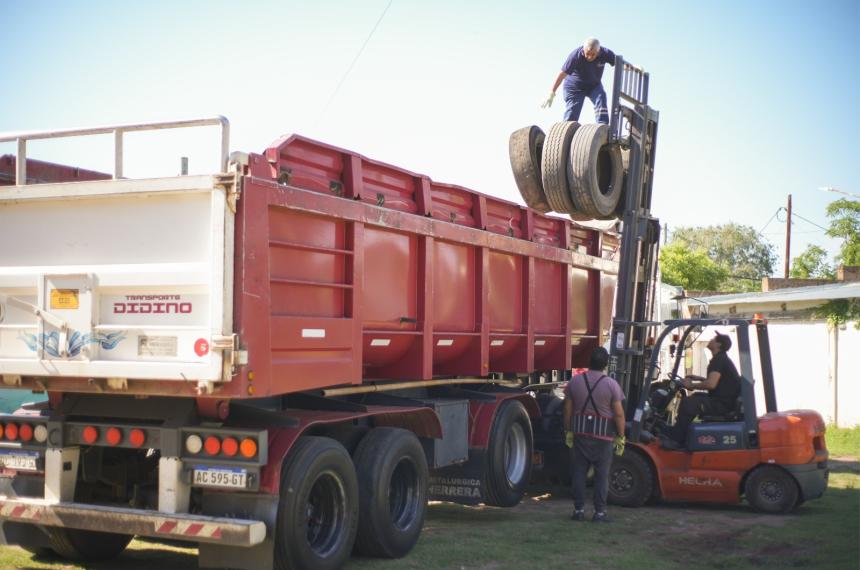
[687, 281, 860, 315]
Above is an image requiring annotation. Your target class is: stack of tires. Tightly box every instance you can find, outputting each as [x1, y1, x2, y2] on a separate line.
[509, 122, 625, 220]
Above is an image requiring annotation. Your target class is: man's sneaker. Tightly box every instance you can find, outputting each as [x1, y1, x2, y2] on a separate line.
[570, 509, 585, 521]
[592, 511, 611, 523]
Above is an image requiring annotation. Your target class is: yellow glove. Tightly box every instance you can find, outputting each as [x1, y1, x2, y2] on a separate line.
[565, 431, 574, 448]
[541, 91, 556, 109]
[613, 435, 626, 456]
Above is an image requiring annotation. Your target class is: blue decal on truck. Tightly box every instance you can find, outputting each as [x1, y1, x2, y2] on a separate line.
[17, 330, 127, 357]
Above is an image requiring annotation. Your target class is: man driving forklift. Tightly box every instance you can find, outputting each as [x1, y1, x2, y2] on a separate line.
[663, 333, 740, 448]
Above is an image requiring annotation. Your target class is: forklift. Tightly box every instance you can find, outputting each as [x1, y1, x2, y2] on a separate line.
[609, 317, 829, 513]
[529, 56, 829, 513]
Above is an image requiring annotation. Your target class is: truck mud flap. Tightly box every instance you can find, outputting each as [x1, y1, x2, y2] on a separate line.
[428, 450, 486, 505]
[0, 497, 265, 547]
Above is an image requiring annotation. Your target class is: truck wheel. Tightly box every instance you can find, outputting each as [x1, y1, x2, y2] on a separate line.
[46, 528, 132, 561]
[744, 465, 800, 514]
[353, 428, 428, 558]
[274, 436, 359, 570]
[541, 122, 581, 215]
[608, 450, 654, 507]
[567, 123, 624, 219]
[483, 400, 533, 507]
[509, 126, 551, 213]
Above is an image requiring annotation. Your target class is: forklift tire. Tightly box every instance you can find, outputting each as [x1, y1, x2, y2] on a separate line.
[352, 428, 428, 558]
[744, 465, 800, 514]
[509, 126, 551, 213]
[608, 450, 654, 508]
[46, 527, 132, 561]
[567, 123, 624, 219]
[274, 436, 359, 570]
[541, 122, 581, 215]
[483, 400, 534, 507]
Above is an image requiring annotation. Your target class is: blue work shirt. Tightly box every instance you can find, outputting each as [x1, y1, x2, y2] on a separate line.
[561, 46, 616, 93]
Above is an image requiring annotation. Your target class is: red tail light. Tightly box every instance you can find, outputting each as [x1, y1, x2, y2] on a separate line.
[106, 427, 122, 446]
[129, 429, 146, 448]
[19, 424, 33, 442]
[240, 438, 258, 458]
[5, 423, 18, 441]
[82, 426, 99, 444]
[222, 437, 239, 457]
[204, 436, 221, 456]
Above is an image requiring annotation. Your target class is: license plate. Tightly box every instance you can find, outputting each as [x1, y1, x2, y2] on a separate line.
[193, 466, 247, 489]
[0, 451, 39, 472]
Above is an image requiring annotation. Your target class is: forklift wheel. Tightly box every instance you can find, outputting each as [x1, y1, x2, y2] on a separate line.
[744, 466, 800, 514]
[608, 451, 654, 508]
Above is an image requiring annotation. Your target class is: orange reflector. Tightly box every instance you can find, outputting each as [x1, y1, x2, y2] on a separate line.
[5, 423, 18, 441]
[19, 424, 33, 442]
[106, 427, 122, 446]
[82, 426, 99, 444]
[240, 438, 257, 458]
[204, 436, 221, 456]
[0, 425, 5, 440]
[222, 437, 239, 457]
[129, 429, 146, 448]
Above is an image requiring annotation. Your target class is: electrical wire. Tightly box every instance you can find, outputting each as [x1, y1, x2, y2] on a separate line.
[791, 211, 830, 233]
[758, 208, 783, 235]
[313, 0, 394, 128]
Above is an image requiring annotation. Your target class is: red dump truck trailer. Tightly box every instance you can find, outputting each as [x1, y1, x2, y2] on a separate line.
[0, 117, 619, 569]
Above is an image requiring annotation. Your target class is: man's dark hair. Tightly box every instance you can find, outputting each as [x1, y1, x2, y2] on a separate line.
[714, 333, 732, 352]
[589, 347, 610, 371]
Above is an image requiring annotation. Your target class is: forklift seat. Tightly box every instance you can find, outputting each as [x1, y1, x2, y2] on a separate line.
[699, 396, 744, 423]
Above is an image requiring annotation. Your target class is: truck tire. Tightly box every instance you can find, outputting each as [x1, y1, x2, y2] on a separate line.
[541, 122, 581, 215]
[46, 527, 132, 561]
[608, 450, 654, 507]
[274, 436, 359, 570]
[352, 428, 428, 558]
[744, 465, 800, 514]
[567, 123, 624, 219]
[509, 126, 551, 213]
[483, 400, 533, 507]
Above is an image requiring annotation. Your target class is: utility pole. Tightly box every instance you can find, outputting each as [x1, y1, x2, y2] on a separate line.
[784, 194, 792, 278]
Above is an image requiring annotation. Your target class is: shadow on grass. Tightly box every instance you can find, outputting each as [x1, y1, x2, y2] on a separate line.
[19, 539, 198, 570]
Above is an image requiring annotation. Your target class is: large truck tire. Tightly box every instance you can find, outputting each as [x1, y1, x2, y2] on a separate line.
[567, 123, 624, 219]
[608, 449, 654, 507]
[352, 427, 428, 558]
[509, 126, 551, 213]
[483, 400, 534, 507]
[541, 122, 581, 216]
[274, 436, 359, 570]
[744, 465, 800, 514]
[46, 527, 132, 561]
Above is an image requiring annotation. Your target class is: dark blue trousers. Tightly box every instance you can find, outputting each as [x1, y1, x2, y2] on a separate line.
[563, 84, 609, 124]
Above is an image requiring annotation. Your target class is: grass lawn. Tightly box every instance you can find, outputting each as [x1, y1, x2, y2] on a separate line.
[827, 425, 860, 457]
[2, 458, 857, 570]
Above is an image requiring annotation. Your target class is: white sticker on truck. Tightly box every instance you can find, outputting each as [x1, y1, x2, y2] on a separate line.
[301, 329, 326, 338]
[138, 336, 178, 357]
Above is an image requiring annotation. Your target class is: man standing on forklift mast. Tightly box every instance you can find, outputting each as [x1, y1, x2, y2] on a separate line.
[564, 347, 626, 522]
[541, 38, 616, 124]
[665, 333, 741, 447]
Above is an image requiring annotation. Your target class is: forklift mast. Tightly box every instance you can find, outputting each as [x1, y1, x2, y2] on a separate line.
[607, 56, 662, 416]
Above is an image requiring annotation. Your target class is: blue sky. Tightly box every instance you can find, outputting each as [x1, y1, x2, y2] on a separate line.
[2, 0, 858, 271]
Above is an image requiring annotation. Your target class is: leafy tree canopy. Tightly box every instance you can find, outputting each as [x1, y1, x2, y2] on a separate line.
[659, 243, 728, 291]
[825, 198, 860, 266]
[667, 224, 776, 292]
[790, 245, 835, 279]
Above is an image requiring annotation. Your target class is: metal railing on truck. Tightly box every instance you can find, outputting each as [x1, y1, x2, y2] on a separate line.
[0, 116, 230, 184]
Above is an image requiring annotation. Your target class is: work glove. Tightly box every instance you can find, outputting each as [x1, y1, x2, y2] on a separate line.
[565, 430, 574, 448]
[613, 435, 626, 456]
[541, 91, 556, 109]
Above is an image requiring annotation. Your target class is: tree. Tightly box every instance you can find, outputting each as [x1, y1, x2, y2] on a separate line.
[659, 243, 728, 291]
[826, 198, 860, 266]
[790, 245, 835, 279]
[667, 224, 777, 292]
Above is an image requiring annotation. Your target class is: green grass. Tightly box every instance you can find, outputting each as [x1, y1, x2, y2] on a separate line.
[2, 465, 857, 570]
[827, 425, 860, 457]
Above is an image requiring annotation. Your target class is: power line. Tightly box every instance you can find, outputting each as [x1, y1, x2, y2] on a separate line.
[314, 0, 394, 128]
[758, 208, 782, 235]
[791, 210, 830, 233]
